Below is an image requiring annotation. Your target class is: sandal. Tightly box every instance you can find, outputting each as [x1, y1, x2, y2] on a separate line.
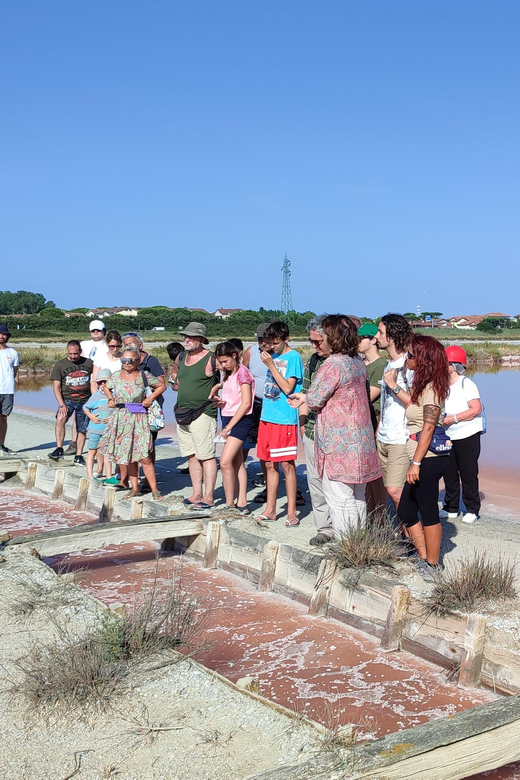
[255, 513, 277, 527]
[122, 490, 141, 500]
[285, 517, 300, 527]
[236, 505, 250, 516]
[254, 489, 267, 504]
[296, 490, 306, 506]
[152, 491, 164, 501]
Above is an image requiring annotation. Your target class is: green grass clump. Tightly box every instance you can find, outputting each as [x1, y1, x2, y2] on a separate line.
[325, 517, 407, 572]
[426, 551, 517, 616]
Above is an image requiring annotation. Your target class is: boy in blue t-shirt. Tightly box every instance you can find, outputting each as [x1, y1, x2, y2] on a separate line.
[256, 321, 303, 527]
[83, 369, 114, 482]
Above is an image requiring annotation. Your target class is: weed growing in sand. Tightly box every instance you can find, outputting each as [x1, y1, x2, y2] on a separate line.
[426, 551, 517, 616]
[11, 566, 209, 712]
[325, 515, 407, 572]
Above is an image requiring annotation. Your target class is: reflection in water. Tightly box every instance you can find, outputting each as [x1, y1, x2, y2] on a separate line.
[16, 374, 53, 392]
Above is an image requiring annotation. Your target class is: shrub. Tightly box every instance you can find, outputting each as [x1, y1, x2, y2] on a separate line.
[426, 551, 517, 616]
[11, 567, 209, 711]
[325, 516, 407, 572]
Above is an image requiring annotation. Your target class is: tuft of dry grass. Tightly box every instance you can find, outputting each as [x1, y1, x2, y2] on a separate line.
[11, 566, 209, 712]
[325, 516, 407, 572]
[425, 551, 518, 616]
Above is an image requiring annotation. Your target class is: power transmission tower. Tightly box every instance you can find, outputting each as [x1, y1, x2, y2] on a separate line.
[280, 254, 293, 314]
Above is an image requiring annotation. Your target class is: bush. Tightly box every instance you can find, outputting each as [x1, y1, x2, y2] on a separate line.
[426, 551, 517, 616]
[325, 516, 407, 572]
[12, 567, 209, 712]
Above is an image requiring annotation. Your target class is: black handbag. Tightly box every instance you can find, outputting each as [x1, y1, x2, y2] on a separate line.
[174, 400, 212, 426]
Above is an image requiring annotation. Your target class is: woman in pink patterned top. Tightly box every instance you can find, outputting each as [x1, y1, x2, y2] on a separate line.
[210, 342, 255, 513]
[290, 315, 382, 536]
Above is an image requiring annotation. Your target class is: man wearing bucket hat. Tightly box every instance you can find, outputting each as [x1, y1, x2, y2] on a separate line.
[173, 322, 219, 509]
[0, 323, 19, 454]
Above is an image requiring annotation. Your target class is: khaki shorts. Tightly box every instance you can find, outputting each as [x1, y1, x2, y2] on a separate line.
[376, 440, 410, 488]
[177, 413, 217, 461]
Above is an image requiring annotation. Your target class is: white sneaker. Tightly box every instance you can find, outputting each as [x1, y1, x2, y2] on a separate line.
[439, 510, 459, 519]
[462, 512, 478, 524]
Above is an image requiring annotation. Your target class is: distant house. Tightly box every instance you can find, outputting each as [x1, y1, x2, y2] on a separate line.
[213, 308, 243, 319]
[64, 312, 86, 318]
[186, 307, 210, 315]
[448, 315, 484, 330]
[86, 307, 139, 318]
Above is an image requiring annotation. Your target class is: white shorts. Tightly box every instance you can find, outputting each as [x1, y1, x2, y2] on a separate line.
[177, 413, 217, 461]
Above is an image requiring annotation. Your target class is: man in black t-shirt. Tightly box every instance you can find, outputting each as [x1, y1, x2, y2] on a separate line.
[48, 340, 93, 464]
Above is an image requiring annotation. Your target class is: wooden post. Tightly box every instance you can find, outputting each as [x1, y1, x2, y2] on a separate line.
[308, 559, 337, 616]
[75, 478, 89, 511]
[259, 540, 279, 592]
[131, 497, 144, 520]
[203, 521, 220, 568]
[380, 584, 411, 652]
[459, 613, 487, 689]
[51, 469, 65, 500]
[25, 462, 38, 490]
[101, 486, 116, 522]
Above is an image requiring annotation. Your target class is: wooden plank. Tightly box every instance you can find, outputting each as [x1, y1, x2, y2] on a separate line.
[74, 477, 90, 511]
[259, 540, 279, 592]
[459, 613, 487, 689]
[0, 458, 22, 473]
[308, 559, 337, 616]
[246, 695, 520, 780]
[6, 514, 205, 557]
[101, 486, 116, 522]
[51, 469, 65, 500]
[204, 520, 220, 568]
[131, 497, 144, 519]
[380, 585, 411, 652]
[25, 461, 38, 489]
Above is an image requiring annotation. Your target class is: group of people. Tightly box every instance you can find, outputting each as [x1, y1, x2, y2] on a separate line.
[0, 314, 485, 579]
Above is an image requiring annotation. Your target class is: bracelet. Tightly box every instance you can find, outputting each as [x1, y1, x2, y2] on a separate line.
[412, 461, 422, 467]
[453, 414, 459, 424]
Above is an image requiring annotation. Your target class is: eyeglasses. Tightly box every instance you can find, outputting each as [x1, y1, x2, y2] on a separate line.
[121, 357, 136, 364]
[407, 352, 415, 359]
[90, 329, 102, 333]
[96, 380, 107, 385]
[108, 343, 121, 349]
[309, 339, 323, 347]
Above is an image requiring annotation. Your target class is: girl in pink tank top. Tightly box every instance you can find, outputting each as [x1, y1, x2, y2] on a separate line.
[210, 342, 255, 513]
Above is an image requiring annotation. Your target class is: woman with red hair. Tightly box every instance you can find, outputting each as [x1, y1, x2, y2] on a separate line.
[397, 335, 451, 580]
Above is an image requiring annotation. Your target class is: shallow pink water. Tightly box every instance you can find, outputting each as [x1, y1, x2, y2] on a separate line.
[1, 492, 519, 777]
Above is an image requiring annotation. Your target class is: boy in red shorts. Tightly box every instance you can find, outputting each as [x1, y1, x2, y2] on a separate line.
[256, 321, 304, 527]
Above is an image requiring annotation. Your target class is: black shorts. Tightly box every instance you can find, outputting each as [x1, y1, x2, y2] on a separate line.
[243, 397, 263, 448]
[0, 394, 14, 416]
[221, 414, 254, 443]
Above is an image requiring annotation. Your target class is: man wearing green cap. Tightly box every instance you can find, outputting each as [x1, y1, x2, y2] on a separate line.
[173, 322, 219, 509]
[358, 323, 386, 425]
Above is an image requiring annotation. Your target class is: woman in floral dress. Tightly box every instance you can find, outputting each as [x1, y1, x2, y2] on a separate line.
[289, 315, 382, 536]
[100, 347, 166, 499]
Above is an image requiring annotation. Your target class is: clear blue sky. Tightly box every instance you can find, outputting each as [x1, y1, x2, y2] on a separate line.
[1, 1, 519, 318]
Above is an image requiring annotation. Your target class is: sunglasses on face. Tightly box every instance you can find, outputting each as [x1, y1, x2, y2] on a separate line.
[96, 380, 107, 385]
[309, 339, 323, 347]
[91, 329, 103, 333]
[121, 357, 137, 364]
[108, 343, 121, 348]
[407, 352, 415, 359]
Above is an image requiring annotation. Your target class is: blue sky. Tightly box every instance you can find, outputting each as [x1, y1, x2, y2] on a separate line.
[1, 1, 519, 318]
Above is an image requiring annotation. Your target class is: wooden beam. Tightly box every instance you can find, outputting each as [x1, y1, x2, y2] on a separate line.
[308, 559, 337, 616]
[101, 486, 116, 522]
[259, 540, 279, 592]
[5, 513, 205, 558]
[52, 469, 65, 500]
[204, 521, 220, 568]
[0, 458, 22, 473]
[380, 585, 411, 652]
[131, 497, 144, 519]
[25, 462, 38, 489]
[459, 613, 487, 689]
[246, 695, 520, 780]
[74, 477, 89, 511]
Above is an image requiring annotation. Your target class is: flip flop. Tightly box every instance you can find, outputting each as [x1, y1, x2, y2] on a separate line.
[184, 498, 199, 506]
[254, 489, 268, 504]
[285, 517, 300, 527]
[192, 502, 214, 510]
[296, 491, 306, 506]
[255, 514, 277, 527]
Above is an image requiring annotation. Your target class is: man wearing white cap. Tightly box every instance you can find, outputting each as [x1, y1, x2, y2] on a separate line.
[62, 321, 110, 456]
[81, 320, 109, 361]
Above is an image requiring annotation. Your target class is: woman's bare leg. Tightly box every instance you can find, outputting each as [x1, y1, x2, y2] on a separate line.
[220, 436, 243, 506]
[140, 457, 158, 494]
[423, 524, 442, 565]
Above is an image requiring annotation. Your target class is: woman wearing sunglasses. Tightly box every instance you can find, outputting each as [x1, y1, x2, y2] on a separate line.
[396, 335, 451, 580]
[100, 347, 166, 499]
[90, 330, 123, 393]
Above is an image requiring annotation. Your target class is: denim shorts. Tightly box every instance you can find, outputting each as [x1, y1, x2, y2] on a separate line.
[87, 431, 103, 450]
[58, 400, 89, 434]
[0, 394, 14, 416]
[221, 414, 254, 443]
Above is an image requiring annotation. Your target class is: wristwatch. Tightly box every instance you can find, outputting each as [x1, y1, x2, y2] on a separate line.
[392, 385, 401, 395]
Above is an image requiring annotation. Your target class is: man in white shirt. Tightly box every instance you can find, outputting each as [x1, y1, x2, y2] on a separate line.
[0, 324, 20, 454]
[375, 314, 413, 511]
